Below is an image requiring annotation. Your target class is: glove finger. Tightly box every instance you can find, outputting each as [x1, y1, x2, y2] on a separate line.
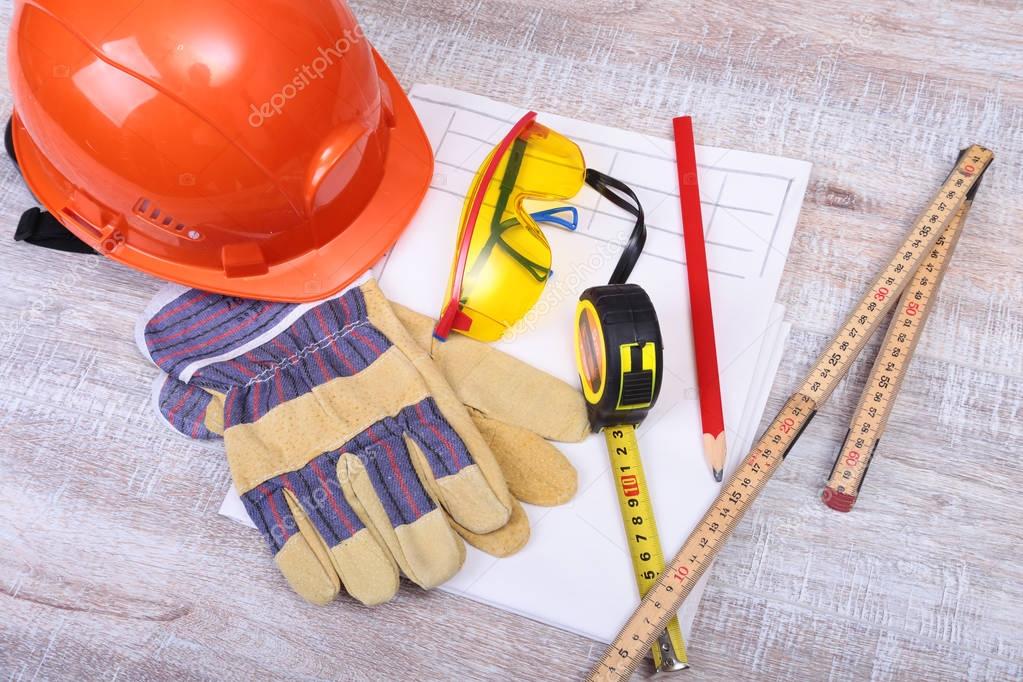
[470, 409, 578, 507]
[153, 373, 224, 439]
[449, 497, 530, 558]
[401, 399, 512, 533]
[241, 481, 339, 605]
[282, 459, 399, 606]
[338, 424, 465, 591]
[391, 302, 590, 443]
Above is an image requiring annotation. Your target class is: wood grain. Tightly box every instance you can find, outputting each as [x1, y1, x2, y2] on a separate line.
[2, 1, 1021, 680]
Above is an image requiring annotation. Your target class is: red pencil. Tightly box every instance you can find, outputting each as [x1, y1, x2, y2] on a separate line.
[673, 116, 727, 482]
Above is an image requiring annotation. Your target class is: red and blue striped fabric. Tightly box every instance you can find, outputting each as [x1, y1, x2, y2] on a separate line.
[156, 374, 219, 440]
[144, 289, 296, 380]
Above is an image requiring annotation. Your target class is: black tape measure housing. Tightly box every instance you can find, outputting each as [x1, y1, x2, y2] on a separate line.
[575, 284, 663, 432]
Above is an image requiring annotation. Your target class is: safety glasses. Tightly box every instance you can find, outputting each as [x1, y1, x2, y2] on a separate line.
[434, 112, 589, 341]
[434, 112, 647, 342]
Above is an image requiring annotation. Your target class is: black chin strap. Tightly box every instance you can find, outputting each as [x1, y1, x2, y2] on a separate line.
[6, 116, 96, 254]
[15, 207, 96, 254]
[584, 168, 646, 285]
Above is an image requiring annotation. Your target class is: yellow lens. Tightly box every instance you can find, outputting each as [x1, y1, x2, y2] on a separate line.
[445, 120, 586, 341]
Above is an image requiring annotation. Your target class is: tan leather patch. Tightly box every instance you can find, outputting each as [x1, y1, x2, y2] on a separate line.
[471, 409, 577, 506]
[275, 535, 339, 606]
[450, 497, 530, 557]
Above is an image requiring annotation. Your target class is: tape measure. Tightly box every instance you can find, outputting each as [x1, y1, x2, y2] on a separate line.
[587, 145, 993, 681]
[574, 284, 689, 673]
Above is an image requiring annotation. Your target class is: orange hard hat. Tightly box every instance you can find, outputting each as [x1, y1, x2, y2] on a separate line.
[8, 0, 433, 301]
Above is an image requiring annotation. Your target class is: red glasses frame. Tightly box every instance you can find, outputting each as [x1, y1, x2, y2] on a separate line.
[433, 111, 539, 340]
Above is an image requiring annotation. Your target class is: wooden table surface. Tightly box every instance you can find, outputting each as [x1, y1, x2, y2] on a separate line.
[2, 1, 1021, 680]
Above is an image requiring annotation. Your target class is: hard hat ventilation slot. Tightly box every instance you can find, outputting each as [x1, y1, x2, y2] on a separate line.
[61, 207, 103, 239]
[133, 198, 188, 236]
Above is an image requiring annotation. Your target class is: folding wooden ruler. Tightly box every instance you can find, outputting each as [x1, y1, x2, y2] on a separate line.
[821, 161, 985, 509]
[587, 145, 993, 680]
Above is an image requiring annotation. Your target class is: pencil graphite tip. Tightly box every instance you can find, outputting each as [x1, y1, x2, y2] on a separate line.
[703, 433, 727, 483]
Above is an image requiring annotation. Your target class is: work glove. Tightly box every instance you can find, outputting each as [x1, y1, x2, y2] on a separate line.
[139, 277, 588, 605]
[153, 301, 586, 550]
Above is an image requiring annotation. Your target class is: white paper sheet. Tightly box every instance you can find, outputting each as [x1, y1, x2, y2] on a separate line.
[219, 85, 810, 644]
